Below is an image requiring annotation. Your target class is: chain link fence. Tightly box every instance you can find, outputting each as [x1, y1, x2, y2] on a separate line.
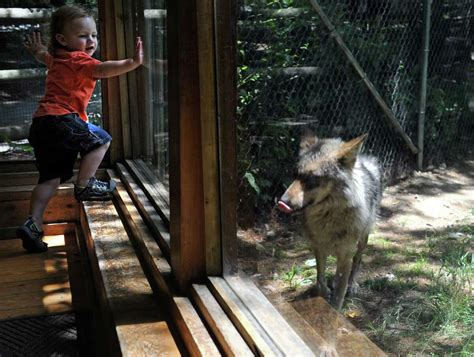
[237, 0, 473, 223]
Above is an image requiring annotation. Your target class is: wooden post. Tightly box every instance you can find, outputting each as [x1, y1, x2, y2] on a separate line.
[122, 0, 146, 159]
[114, 0, 132, 159]
[98, 0, 124, 163]
[168, 0, 206, 291]
[214, 0, 238, 275]
[417, 0, 432, 170]
[196, 0, 222, 276]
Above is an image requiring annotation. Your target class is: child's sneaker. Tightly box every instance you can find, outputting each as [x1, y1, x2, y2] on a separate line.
[16, 217, 48, 253]
[74, 177, 116, 201]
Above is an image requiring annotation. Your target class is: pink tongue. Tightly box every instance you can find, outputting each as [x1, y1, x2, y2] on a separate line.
[278, 201, 293, 213]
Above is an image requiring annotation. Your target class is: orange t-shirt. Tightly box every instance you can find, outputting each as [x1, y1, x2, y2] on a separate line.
[33, 50, 101, 122]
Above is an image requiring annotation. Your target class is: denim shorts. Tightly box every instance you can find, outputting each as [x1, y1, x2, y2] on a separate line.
[29, 113, 112, 184]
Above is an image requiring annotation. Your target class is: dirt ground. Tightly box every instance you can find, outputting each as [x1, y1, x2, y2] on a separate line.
[238, 160, 474, 355]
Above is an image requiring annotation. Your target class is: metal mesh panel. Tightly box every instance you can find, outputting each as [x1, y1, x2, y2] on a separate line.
[0, 24, 44, 129]
[424, 1, 473, 166]
[237, 0, 472, 222]
[0, 313, 79, 357]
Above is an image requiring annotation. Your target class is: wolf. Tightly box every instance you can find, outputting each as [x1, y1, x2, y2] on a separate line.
[278, 132, 382, 310]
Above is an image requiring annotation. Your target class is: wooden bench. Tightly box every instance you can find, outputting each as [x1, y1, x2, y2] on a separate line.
[107, 167, 223, 355]
[81, 200, 183, 356]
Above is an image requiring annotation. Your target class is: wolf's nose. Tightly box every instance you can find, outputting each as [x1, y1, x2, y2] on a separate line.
[278, 200, 293, 213]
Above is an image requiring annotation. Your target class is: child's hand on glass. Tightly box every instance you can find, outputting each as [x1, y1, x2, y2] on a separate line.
[24, 31, 47, 55]
[134, 36, 144, 66]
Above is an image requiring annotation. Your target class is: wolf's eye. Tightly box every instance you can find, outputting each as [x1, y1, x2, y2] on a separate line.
[300, 175, 321, 189]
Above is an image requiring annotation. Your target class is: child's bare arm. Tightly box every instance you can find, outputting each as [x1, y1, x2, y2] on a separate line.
[93, 36, 144, 79]
[24, 32, 48, 64]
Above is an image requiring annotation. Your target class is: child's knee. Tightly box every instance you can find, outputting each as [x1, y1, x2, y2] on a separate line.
[100, 141, 110, 150]
[37, 177, 61, 189]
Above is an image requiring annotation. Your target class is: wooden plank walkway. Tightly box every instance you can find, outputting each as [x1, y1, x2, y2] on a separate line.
[0, 228, 82, 320]
[0, 168, 387, 356]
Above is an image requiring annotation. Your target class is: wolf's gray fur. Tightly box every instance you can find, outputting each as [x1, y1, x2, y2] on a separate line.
[279, 133, 382, 310]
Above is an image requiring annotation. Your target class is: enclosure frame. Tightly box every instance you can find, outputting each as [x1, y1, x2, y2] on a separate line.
[97, 0, 296, 314]
[0, 0, 237, 296]
[99, 0, 239, 291]
[0, 0, 309, 342]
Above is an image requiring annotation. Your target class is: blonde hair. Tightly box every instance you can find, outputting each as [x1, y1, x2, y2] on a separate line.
[49, 5, 94, 56]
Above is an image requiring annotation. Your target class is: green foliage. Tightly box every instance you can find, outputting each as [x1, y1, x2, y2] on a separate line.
[281, 262, 314, 290]
[10, 142, 34, 153]
[425, 83, 471, 161]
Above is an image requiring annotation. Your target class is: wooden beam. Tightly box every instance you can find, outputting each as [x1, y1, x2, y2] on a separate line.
[214, 0, 239, 275]
[0, 196, 78, 227]
[114, 0, 132, 159]
[80, 202, 181, 356]
[168, 0, 206, 292]
[191, 284, 253, 356]
[134, 0, 154, 160]
[0, 169, 105, 187]
[207, 277, 281, 356]
[124, 159, 170, 226]
[171, 297, 221, 356]
[98, 0, 123, 163]
[0, 183, 73, 202]
[129, 160, 169, 207]
[0, 161, 37, 173]
[116, 163, 170, 257]
[196, 0, 222, 276]
[122, 0, 143, 158]
[73, 225, 108, 356]
[224, 275, 315, 356]
[107, 168, 172, 292]
[0, 171, 46, 187]
[79, 205, 121, 356]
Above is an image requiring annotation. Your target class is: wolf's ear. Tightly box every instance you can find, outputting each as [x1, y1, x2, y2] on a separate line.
[300, 129, 318, 151]
[337, 134, 368, 168]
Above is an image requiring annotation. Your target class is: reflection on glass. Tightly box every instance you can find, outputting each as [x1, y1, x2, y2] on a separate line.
[143, 0, 168, 183]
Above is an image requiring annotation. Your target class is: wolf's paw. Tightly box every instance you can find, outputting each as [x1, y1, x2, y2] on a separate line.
[319, 345, 338, 357]
[315, 282, 331, 299]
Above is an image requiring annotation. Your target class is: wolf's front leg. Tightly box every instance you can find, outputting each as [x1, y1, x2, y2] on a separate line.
[347, 235, 368, 296]
[331, 258, 352, 310]
[314, 251, 330, 299]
